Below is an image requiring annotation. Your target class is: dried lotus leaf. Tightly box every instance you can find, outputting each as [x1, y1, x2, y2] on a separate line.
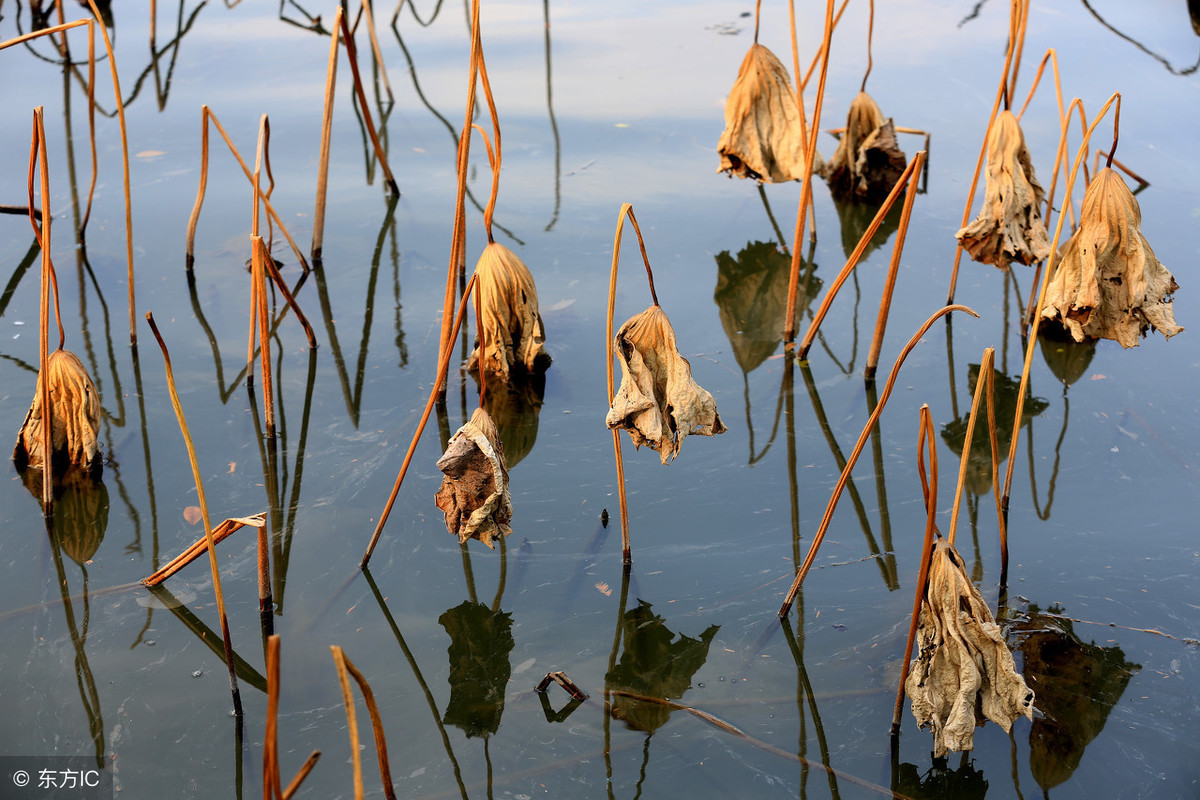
[1040, 168, 1182, 347]
[905, 540, 1034, 757]
[717, 44, 822, 183]
[606, 305, 726, 465]
[955, 110, 1052, 269]
[466, 242, 550, 382]
[434, 407, 512, 549]
[13, 349, 102, 474]
[825, 92, 907, 202]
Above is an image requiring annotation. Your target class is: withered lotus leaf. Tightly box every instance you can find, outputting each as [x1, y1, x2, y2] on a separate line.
[13, 349, 101, 473]
[606, 305, 726, 465]
[956, 110, 1052, 269]
[434, 407, 512, 549]
[717, 44, 821, 183]
[467, 242, 550, 382]
[1040, 167, 1182, 348]
[825, 91, 907, 202]
[905, 540, 1034, 757]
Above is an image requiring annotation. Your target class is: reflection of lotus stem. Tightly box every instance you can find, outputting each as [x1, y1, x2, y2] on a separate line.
[891, 405, 939, 734]
[779, 304, 977, 617]
[865, 150, 926, 380]
[606, 204, 660, 563]
[362, 274, 479, 568]
[1001, 92, 1121, 514]
[947, 347, 994, 548]
[797, 153, 922, 361]
[145, 312, 243, 717]
[338, 10, 399, 196]
[945, 0, 1028, 304]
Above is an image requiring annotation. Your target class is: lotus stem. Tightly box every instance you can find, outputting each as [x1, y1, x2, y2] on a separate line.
[330, 647, 398, 800]
[265, 635, 281, 800]
[30, 108, 54, 511]
[860, 0, 874, 93]
[796, 154, 923, 361]
[312, 6, 342, 263]
[141, 514, 266, 585]
[361, 0, 394, 105]
[778, 304, 978, 617]
[865, 150, 926, 381]
[145, 311, 242, 717]
[362, 274, 479, 568]
[338, 9, 399, 196]
[987, 362, 1007, 588]
[890, 404, 939, 735]
[947, 348, 994, 548]
[1002, 92, 1121, 514]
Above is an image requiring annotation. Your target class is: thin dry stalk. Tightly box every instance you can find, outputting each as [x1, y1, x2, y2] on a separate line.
[282, 751, 321, 800]
[312, 6, 342, 262]
[946, 348, 995, 548]
[362, 273, 479, 568]
[32, 108, 54, 510]
[330, 646, 398, 800]
[796, 154, 923, 361]
[798, 0, 850, 91]
[84, 0, 136, 346]
[865, 149, 926, 381]
[782, 0, 835, 344]
[945, 0, 1029, 304]
[186, 106, 310, 272]
[778, 304, 978, 617]
[361, 0, 394, 104]
[265, 635, 282, 800]
[1001, 93, 1121, 513]
[338, 10, 399, 196]
[985, 363, 1007, 586]
[141, 513, 266, 585]
[606, 203, 660, 565]
[145, 311, 242, 717]
[890, 404, 939, 734]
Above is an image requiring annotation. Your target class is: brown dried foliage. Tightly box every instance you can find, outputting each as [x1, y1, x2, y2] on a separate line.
[824, 91, 907, 202]
[956, 110, 1052, 269]
[1040, 168, 1182, 347]
[435, 407, 513, 549]
[13, 349, 101, 474]
[466, 242, 550, 381]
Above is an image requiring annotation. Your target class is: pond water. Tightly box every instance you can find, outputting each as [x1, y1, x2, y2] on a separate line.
[2, 0, 1199, 797]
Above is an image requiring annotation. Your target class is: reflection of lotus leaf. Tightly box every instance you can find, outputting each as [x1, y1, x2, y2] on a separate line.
[941, 364, 1049, 496]
[1011, 606, 1140, 792]
[1038, 328, 1097, 387]
[832, 196, 903, 261]
[439, 601, 514, 738]
[605, 600, 718, 734]
[713, 241, 822, 374]
[477, 371, 545, 468]
[18, 465, 108, 565]
[894, 756, 988, 799]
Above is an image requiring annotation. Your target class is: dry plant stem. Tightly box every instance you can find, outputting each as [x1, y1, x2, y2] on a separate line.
[778, 304, 978, 617]
[257, 521, 271, 614]
[186, 107, 310, 272]
[360, 0, 394, 104]
[473, 275, 487, 406]
[312, 6, 342, 262]
[338, 10, 399, 196]
[265, 635, 282, 800]
[85, 0, 136, 346]
[1006, 0, 1031, 106]
[890, 404, 939, 734]
[330, 647, 398, 800]
[606, 203, 661, 564]
[472, 50, 503, 242]
[260, 240, 317, 347]
[282, 751, 321, 800]
[362, 274, 479, 568]
[1002, 92, 1121, 512]
[945, 0, 1022, 305]
[796, 155, 922, 361]
[987, 365, 1007, 586]
[861, 0, 874, 92]
[865, 150, 926, 380]
[782, 0, 834, 344]
[145, 312, 242, 716]
[141, 514, 266, 585]
[31, 109, 54, 511]
[946, 348, 994, 548]
[252, 238, 275, 438]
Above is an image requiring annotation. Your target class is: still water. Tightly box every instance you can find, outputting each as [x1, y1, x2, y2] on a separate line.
[1, 0, 1199, 797]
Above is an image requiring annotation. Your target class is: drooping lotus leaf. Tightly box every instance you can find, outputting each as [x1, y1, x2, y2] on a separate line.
[606, 305, 727, 464]
[905, 540, 1034, 757]
[893, 755, 989, 800]
[439, 600, 514, 738]
[1040, 167, 1182, 347]
[605, 600, 719, 734]
[717, 44, 822, 183]
[1009, 605, 1139, 792]
[955, 110, 1052, 269]
[434, 407, 512, 549]
[466, 242, 550, 382]
[14, 348, 102, 475]
[825, 91, 907, 202]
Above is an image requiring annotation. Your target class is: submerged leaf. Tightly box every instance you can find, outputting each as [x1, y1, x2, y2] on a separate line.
[906, 540, 1034, 757]
[467, 242, 550, 381]
[717, 44, 822, 183]
[13, 349, 101, 474]
[824, 91, 907, 202]
[1041, 168, 1182, 347]
[606, 305, 727, 464]
[434, 407, 512, 549]
[956, 110, 1052, 269]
